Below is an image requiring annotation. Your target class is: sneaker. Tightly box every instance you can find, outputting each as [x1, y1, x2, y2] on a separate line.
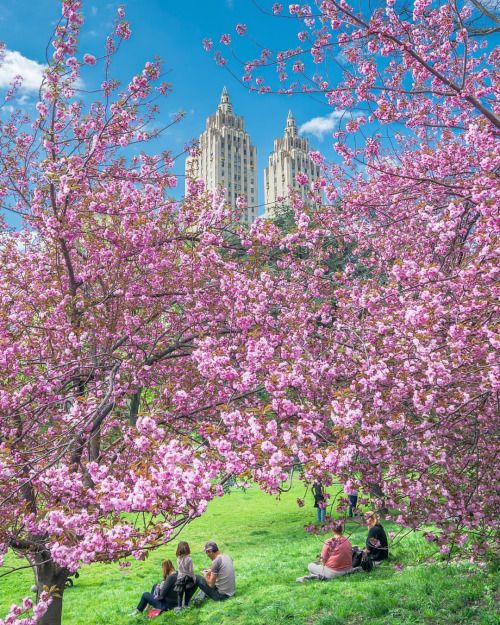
[173, 607, 183, 613]
[192, 592, 206, 604]
[127, 610, 140, 616]
[296, 574, 319, 583]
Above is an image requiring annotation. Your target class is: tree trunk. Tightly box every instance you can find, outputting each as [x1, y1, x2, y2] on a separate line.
[34, 557, 69, 625]
[129, 389, 141, 426]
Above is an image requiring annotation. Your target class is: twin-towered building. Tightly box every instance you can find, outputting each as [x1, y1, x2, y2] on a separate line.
[185, 87, 320, 224]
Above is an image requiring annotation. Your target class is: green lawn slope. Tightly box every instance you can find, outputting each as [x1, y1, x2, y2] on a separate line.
[1, 483, 498, 625]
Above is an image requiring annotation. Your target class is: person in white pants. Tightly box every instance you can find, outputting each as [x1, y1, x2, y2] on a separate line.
[300, 522, 353, 581]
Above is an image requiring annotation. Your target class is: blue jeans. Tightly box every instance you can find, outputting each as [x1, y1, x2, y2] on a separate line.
[348, 494, 358, 517]
[316, 507, 326, 523]
[136, 586, 165, 612]
[136, 584, 177, 612]
[194, 575, 230, 601]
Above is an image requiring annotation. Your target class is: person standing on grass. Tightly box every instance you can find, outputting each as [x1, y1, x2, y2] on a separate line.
[129, 559, 178, 616]
[312, 481, 327, 524]
[174, 541, 196, 610]
[345, 486, 359, 518]
[192, 541, 235, 602]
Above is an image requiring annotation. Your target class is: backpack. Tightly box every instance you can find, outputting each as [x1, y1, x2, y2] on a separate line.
[361, 554, 374, 573]
[173, 576, 195, 593]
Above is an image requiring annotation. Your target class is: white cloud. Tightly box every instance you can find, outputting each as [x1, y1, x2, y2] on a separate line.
[0, 49, 46, 92]
[299, 110, 349, 141]
[0, 49, 83, 95]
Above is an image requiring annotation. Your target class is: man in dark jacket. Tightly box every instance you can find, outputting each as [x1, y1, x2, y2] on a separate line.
[312, 481, 327, 523]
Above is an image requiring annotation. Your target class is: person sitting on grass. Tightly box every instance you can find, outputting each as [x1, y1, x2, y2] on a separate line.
[192, 541, 235, 602]
[173, 540, 196, 611]
[298, 521, 352, 581]
[365, 511, 389, 561]
[352, 511, 389, 568]
[128, 559, 178, 616]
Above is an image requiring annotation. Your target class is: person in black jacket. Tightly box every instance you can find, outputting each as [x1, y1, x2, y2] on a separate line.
[312, 481, 327, 523]
[129, 560, 179, 616]
[365, 511, 389, 561]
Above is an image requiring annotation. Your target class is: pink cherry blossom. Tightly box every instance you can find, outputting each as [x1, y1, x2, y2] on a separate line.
[83, 53, 96, 65]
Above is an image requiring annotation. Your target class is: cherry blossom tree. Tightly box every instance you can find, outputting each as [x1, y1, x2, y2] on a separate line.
[0, 3, 277, 623]
[203, 0, 499, 552]
[1, 2, 499, 623]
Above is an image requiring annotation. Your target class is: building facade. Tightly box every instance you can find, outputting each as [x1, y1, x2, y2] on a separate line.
[264, 111, 320, 219]
[185, 87, 258, 225]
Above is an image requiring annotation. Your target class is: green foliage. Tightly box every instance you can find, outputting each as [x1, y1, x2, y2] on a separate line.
[0, 484, 498, 625]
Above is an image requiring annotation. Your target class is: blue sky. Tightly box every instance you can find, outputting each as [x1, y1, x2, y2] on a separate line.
[0, 0, 342, 221]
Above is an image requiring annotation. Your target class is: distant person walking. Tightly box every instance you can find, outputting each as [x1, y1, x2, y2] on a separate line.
[193, 541, 235, 603]
[345, 486, 358, 517]
[312, 481, 327, 523]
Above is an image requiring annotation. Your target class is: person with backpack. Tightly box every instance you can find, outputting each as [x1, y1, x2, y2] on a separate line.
[173, 541, 196, 611]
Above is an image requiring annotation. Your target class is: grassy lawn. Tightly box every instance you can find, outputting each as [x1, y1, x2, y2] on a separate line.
[1, 484, 498, 625]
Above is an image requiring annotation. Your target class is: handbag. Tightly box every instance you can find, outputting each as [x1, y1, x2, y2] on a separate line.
[148, 608, 162, 618]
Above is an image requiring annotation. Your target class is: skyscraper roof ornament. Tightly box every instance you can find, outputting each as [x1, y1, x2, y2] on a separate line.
[218, 86, 233, 113]
[285, 110, 297, 136]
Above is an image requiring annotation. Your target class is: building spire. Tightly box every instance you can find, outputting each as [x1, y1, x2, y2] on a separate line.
[218, 86, 233, 113]
[285, 110, 297, 136]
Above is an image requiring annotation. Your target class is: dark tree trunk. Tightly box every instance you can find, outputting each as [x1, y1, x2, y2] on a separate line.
[366, 483, 388, 514]
[129, 390, 141, 426]
[33, 556, 69, 625]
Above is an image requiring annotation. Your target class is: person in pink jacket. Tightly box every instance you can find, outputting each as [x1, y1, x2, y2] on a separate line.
[304, 522, 353, 580]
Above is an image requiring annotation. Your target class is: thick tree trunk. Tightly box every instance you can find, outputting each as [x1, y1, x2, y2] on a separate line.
[34, 557, 69, 625]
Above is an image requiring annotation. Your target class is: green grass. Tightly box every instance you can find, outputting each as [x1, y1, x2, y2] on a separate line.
[1, 484, 498, 625]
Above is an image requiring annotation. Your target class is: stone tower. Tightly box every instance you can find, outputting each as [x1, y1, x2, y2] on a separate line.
[185, 87, 258, 224]
[264, 111, 320, 218]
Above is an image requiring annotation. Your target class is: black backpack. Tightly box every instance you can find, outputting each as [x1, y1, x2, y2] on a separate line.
[361, 554, 374, 573]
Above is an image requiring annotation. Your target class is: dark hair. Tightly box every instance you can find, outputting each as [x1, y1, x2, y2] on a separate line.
[176, 541, 191, 557]
[204, 541, 219, 553]
[332, 522, 344, 535]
